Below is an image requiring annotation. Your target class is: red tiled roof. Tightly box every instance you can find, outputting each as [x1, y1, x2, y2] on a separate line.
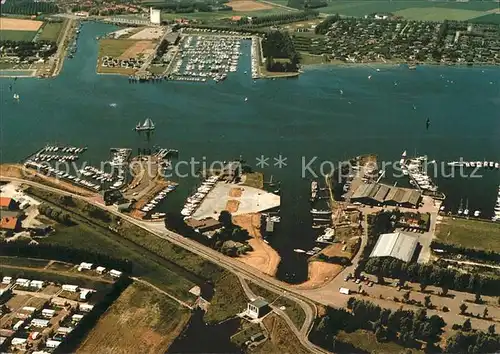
[0, 217, 18, 230]
[0, 197, 12, 208]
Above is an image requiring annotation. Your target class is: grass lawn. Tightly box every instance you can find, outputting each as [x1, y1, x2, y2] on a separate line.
[230, 321, 262, 346]
[314, 1, 498, 20]
[0, 30, 36, 41]
[394, 7, 486, 21]
[254, 314, 309, 354]
[243, 172, 264, 189]
[248, 282, 306, 329]
[336, 329, 422, 354]
[77, 282, 190, 353]
[204, 272, 248, 324]
[98, 39, 136, 58]
[299, 52, 331, 65]
[38, 22, 64, 42]
[436, 217, 500, 252]
[0, 256, 49, 269]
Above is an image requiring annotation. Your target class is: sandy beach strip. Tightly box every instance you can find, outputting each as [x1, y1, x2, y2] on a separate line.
[293, 261, 343, 290]
[233, 213, 281, 277]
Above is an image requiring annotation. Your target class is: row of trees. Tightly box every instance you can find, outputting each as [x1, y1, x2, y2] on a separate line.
[236, 10, 318, 28]
[38, 203, 73, 226]
[363, 256, 500, 295]
[287, 0, 326, 10]
[0, 241, 132, 273]
[315, 14, 341, 34]
[143, 1, 231, 13]
[445, 328, 500, 353]
[262, 31, 299, 72]
[431, 240, 500, 264]
[311, 298, 446, 351]
[1, 0, 58, 14]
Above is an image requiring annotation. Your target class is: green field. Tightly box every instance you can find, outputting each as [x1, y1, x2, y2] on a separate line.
[263, 0, 500, 21]
[0, 30, 36, 41]
[161, 8, 291, 23]
[98, 39, 136, 57]
[38, 22, 64, 42]
[0, 256, 49, 268]
[436, 217, 500, 252]
[469, 13, 500, 24]
[337, 330, 422, 353]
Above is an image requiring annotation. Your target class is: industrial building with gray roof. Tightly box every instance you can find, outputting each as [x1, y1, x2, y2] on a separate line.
[369, 232, 419, 263]
[350, 183, 421, 208]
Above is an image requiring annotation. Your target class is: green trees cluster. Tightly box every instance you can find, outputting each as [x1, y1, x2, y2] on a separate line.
[143, 0, 231, 13]
[315, 14, 340, 34]
[0, 240, 132, 272]
[445, 329, 500, 353]
[236, 11, 318, 28]
[1, 0, 58, 15]
[287, 0, 326, 10]
[38, 203, 73, 226]
[262, 30, 299, 72]
[363, 256, 500, 295]
[210, 211, 252, 256]
[311, 298, 446, 351]
[0, 40, 57, 60]
[431, 240, 500, 264]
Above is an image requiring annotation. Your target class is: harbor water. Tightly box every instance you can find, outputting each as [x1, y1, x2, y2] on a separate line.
[1, 22, 499, 283]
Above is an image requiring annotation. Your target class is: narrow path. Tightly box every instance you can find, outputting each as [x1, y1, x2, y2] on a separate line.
[131, 277, 194, 310]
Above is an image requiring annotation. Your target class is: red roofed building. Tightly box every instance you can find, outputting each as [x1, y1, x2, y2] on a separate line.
[0, 217, 21, 235]
[0, 197, 17, 211]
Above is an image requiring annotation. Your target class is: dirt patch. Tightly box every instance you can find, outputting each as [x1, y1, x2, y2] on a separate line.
[233, 213, 280, 277]
[227, 0, 273, 11]
[0, 18, 43, 31]
[229, 187, 243, 198]
[129, 27, 164, 40]
[226, 199, 240, 213]
[119, 40, 155, 60]
[293, 261, 343, 290]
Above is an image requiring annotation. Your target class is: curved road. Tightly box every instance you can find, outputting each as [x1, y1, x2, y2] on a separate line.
[2, 176, 324, 353]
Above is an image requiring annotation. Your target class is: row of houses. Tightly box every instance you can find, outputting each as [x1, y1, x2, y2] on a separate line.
[78, 262, 122, 278]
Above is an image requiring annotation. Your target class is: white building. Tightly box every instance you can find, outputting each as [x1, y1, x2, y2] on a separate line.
[2, 276, 12, 284]
[80, 289, 92, 300]
[41, 309, 55, 318]
[96, 266, 106, 274]
[72, 314, 84, 322]
[15, 278, 30, 287]
[46, 339, 61, 348]
[62, 284, 79, 292]
[30, 280, 44, 289]
[339, 287, 350, 295]
[246, 298, 269, 319]
[109, 269, 122, 278]
[22, 306, 37, 313]
[57, 326, 73, 334]
[80, 303, 94, 312]
[150, 7, 161, 25]
[31, 318, 50, 328]
[11, 337, 27, 347]
[13, 320, 25, 330]
[78, 262, 93, 271]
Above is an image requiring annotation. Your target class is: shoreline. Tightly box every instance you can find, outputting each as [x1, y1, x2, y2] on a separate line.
[0, 69, 37, 78]
[302, 61, 500, 70]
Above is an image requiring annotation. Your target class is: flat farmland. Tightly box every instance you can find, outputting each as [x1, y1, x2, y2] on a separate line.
[436, 217, 500, 252]
[98, 39, 138, 58]
[38, 22, 64, 42]
[0, 18, 43, 31]
[300, 0, 499, 21]
[0, 30, 37, 41]
[77, 282, 190, 354]
[227, 0, 274, 11]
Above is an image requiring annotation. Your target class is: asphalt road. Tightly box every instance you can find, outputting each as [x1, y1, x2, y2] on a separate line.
[1, 176, 323, 353]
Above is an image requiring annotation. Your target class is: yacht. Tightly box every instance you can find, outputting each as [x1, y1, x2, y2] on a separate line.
[457, 199, 463, 215]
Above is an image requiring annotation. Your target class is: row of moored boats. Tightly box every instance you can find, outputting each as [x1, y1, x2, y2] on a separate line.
[493, 186, 500, 222]
[141, 185, 177, 214]
[448, 161, 500, 169]
[181, 175, 219, 217]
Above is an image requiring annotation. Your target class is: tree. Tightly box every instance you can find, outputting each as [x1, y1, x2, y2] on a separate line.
[424, 295, 432, 308]
[403, 291, 411, 302]
[375, 326, 387, 342]
[441, 284, 449, 296]
[218, 210, 233, 229]
[459, 303, 468, 315]
[475, 292, 482, 304]
[483, 307, 488, 319]
[488, 324, 495, 335]
[462, 318, 472, 332]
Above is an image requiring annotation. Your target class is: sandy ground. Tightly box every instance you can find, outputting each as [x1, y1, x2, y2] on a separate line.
[0, 18, 43, 31]
[119, 41, 155, 59]
[129, 27, 164, 40]
[293, 261, 343, 290]
[227, 0, 273, 11]
[226, 199, 240, 213]
[229, 187, 242, 198]
[233, 213, 280, 277]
